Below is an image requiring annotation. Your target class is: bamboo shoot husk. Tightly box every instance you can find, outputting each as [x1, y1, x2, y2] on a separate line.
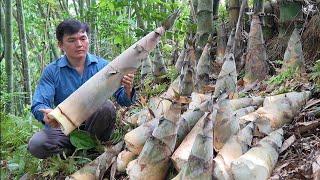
[214, 98, 240, 151]
[188, 92, 211, 110]
[230, 128, 284, 180]
[243, 15, 269, 85]
[176, 108, 206, 147]
[126, 103, 181, 180]
[179, 64, 195, 96]
[67, 141, 123, 180]
[172, 114, 213, 180]
[137, 108, 153, 125]
[141, 56, 152, 84]
[148, 97, 172, 118]
[152, 45, 167, 77]
[116, 150, 136, 172]
[124, 118, 159, 155]
[48, 11, 180, 135]
[281, 27, 305, 72]
[239, 91, 311, 134]
[175, 49, 186, 72]
[213, 53, 237, 98]
[196, 37, 212, 93]
[171, 113, 210, 171]
[213, 123, 254, 180]
[229, 96, 264, 111]
[160, 77, 180, 99]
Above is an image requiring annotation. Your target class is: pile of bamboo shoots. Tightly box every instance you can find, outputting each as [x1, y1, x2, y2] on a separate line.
[62, 10, 313, 180]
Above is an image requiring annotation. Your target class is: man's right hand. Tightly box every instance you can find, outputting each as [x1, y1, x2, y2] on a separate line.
[39, 109, 60, 128]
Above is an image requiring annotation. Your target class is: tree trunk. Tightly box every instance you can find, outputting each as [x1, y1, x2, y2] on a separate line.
[16, 0, 32, 106]
[0, 4, 5, 62]
[4, 0, 13, 113]
[228, 0, 240, 29]
[89, 0, 97, 54]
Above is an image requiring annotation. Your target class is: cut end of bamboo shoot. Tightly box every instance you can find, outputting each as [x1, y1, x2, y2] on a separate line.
[48, 107, 76, 135]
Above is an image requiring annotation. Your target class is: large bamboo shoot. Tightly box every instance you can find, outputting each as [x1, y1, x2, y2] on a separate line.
[239, 91, 311, 134]
[48, 11, 180, 135]
[230, 128, 284, 180]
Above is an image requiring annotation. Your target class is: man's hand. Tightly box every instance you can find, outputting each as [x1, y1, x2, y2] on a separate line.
[121, 73, 135, 98]
[39, 108, 60, 128]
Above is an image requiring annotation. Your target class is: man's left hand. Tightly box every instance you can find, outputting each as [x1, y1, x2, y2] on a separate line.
[121, 73, 135, 98]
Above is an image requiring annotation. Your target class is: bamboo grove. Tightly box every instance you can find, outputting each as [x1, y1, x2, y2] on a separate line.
[1, 0, 320, 179]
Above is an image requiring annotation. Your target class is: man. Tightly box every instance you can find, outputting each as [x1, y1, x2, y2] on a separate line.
[28, 19, 136, 159]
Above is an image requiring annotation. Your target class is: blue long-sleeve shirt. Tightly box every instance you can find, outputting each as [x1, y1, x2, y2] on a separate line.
[31, 53, 136, 123]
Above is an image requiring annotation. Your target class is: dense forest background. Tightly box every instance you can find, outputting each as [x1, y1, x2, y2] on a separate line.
[0, 0, 319, 179]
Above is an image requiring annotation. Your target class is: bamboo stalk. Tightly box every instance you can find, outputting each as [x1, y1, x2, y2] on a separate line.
[48, 11, 180, 135]
[230, 128, 284, 180]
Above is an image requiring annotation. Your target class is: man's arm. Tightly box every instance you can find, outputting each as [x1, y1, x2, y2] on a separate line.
[31, 67, 55, 123]
[114, 73, 136, 107]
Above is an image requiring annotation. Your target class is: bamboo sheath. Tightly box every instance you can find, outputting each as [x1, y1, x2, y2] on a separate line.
[213, 122, 254, 180]
[48, 20, 175, 135]
[172, 114, 213, 180]
[127, 103, 181, 180]
[239, 91, 311, 134]
[230, 128, 284, 180]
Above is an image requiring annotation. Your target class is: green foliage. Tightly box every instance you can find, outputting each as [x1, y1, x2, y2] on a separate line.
[310, 60, 320, 88]
[70, 130, 98, 150]
[217, 2, 228, 23]
[0, 111, 42, 179]
[267, 67, 298, 86]
[141, 65, 179, 97]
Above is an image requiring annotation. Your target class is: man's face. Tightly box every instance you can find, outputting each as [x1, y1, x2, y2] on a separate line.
[59, 31, 89, 61]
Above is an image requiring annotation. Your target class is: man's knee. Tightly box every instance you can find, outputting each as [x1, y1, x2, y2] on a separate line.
[28, 131, 50, 159]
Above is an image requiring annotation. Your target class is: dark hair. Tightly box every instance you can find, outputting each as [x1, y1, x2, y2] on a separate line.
[56, 19, 90, 42]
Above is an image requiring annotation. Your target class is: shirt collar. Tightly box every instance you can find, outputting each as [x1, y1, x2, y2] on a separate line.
[57, 53, 98, 67]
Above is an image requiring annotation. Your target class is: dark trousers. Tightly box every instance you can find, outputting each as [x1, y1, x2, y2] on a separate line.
[28, 100, 116, 159]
